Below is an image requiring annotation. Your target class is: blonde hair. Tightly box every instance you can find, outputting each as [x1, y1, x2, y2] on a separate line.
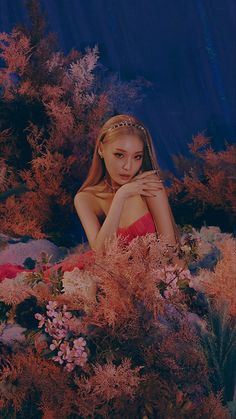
[77, 114, 181, 244]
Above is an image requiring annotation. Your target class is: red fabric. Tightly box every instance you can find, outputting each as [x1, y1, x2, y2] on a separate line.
[0, 263, 34, 282]
[0, 212, 156, 281]
[117, 211, 156, 242]
[43, 249, 96, 281]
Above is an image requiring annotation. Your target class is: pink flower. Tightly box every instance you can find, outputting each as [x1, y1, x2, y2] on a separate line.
[35, 300, 88, 371]
[52, 312, 64, 326]
[75, 351, 88, 366]
[49, 339, 61, 351]
[63, 311, 72, 320]
[35, 313, 45, 328]
[52, 355, 64, 365]
[58, 341, 70, 357]
[46, 301, 58, 310]
[73, 337, 86, 349]
[65, 363, 75, 372]
[73, 348, 83, 357]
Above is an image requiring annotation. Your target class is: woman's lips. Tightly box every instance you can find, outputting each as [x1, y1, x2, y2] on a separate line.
[119, 174, 130, 179]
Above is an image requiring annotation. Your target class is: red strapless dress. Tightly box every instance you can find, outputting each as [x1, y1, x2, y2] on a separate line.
[0, 212, 156, 281]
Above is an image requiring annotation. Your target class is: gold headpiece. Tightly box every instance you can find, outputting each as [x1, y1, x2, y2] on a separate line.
[107, 119, 146, 132]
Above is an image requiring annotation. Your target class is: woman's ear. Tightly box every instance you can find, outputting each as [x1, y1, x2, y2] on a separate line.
[98, 142, 104, 155]
[97, 147, 101, 155]
[97, 144, 103, 158]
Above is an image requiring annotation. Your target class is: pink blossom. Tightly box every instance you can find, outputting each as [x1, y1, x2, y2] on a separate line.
[65, 363, 75, 372]
[63, 311, 73, 320]
[74, 337, 86, 349]
[52, 355, 64, 365]
[52, 312, 64, 326]
[75, 351, 88, 366]
[35, 301, 88, 371]
[73, 348, 83, 357]
[58, 341, 69, 354]
[49, 339, 61, 351]
[46, 301, 58, 311]
[35, 313, 45, 328]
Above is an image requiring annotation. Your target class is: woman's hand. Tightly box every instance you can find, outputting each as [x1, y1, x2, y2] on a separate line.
[117, 169, 163, 199]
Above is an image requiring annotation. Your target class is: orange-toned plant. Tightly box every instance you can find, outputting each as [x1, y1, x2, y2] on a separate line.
[166, 133, 236, 230]
[0, 0, 148, 244]
[0, 349, 75, 418]
[191, 236, 236, 317]
[0, 232, 234, 417]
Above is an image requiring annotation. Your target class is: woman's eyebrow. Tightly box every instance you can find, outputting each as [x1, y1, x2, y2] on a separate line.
[114, 148, 143, 153]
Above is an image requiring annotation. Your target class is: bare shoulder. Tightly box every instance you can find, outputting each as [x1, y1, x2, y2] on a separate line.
[74, 187, 104, 250]
[74, 183, 105, 213]
[74, 190, 97, 213]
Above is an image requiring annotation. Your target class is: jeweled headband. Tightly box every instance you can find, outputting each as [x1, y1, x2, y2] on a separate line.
[107, 120, 146, 132]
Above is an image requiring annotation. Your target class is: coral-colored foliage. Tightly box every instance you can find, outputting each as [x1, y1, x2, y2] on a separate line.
[0, 24, 107, 242]
[0, 231, 234, 417]
[0, 2, 146, 243]
[166, 134, 236, 229]
[0, 349, 75, 418]
[194, 237, 236, 317]
[75, 358, 141, 417]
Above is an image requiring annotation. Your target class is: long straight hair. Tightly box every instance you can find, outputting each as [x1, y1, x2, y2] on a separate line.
[77, 114, 181, 244]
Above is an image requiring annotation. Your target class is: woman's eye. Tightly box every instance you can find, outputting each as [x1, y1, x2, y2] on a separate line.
[114, 153, 143, 160]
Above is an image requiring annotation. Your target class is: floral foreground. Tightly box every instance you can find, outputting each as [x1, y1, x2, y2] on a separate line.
[0, 227, 235, 418]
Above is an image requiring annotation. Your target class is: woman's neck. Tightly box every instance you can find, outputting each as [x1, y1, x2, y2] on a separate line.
[103, 174, 121, 193]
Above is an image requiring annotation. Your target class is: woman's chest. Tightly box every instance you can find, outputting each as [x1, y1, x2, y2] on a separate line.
[96, 194, 149, 229]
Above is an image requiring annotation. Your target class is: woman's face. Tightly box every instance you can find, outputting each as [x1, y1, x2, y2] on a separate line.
[99, 134, 144, 187]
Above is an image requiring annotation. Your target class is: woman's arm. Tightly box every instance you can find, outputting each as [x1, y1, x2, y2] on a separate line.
[145, 177, 176, 245]
[93, 190, 127, 252]
[74, 190, 126, 253]
[75, 171, 160, 253]
[145, 175, 186, 268]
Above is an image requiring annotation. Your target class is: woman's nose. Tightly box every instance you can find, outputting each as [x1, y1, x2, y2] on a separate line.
[123, 158, 132, 170]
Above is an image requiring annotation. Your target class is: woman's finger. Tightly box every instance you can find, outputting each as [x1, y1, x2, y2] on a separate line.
[142, 192, 157, 197]
[139, 170, 156, 176]
[142, 180, 163, 186]
[142, 187, 163, 192]
[134, 170, 157, 180]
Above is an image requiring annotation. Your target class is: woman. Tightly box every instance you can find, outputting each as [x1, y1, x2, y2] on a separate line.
[0, 114, 183, 281]
[74, 114, 180, 252]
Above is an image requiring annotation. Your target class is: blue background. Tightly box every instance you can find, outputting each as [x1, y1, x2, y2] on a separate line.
[0, 0, 235, 170]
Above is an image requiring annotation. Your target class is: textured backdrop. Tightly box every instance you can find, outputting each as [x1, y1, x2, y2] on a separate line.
[0, 0, 235, 170]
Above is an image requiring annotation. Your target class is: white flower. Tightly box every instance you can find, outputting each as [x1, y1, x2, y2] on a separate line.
[62, 268, 98, 300]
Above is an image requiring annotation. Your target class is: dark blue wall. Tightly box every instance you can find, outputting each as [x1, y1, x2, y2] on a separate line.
[0, 0, 235, 170]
